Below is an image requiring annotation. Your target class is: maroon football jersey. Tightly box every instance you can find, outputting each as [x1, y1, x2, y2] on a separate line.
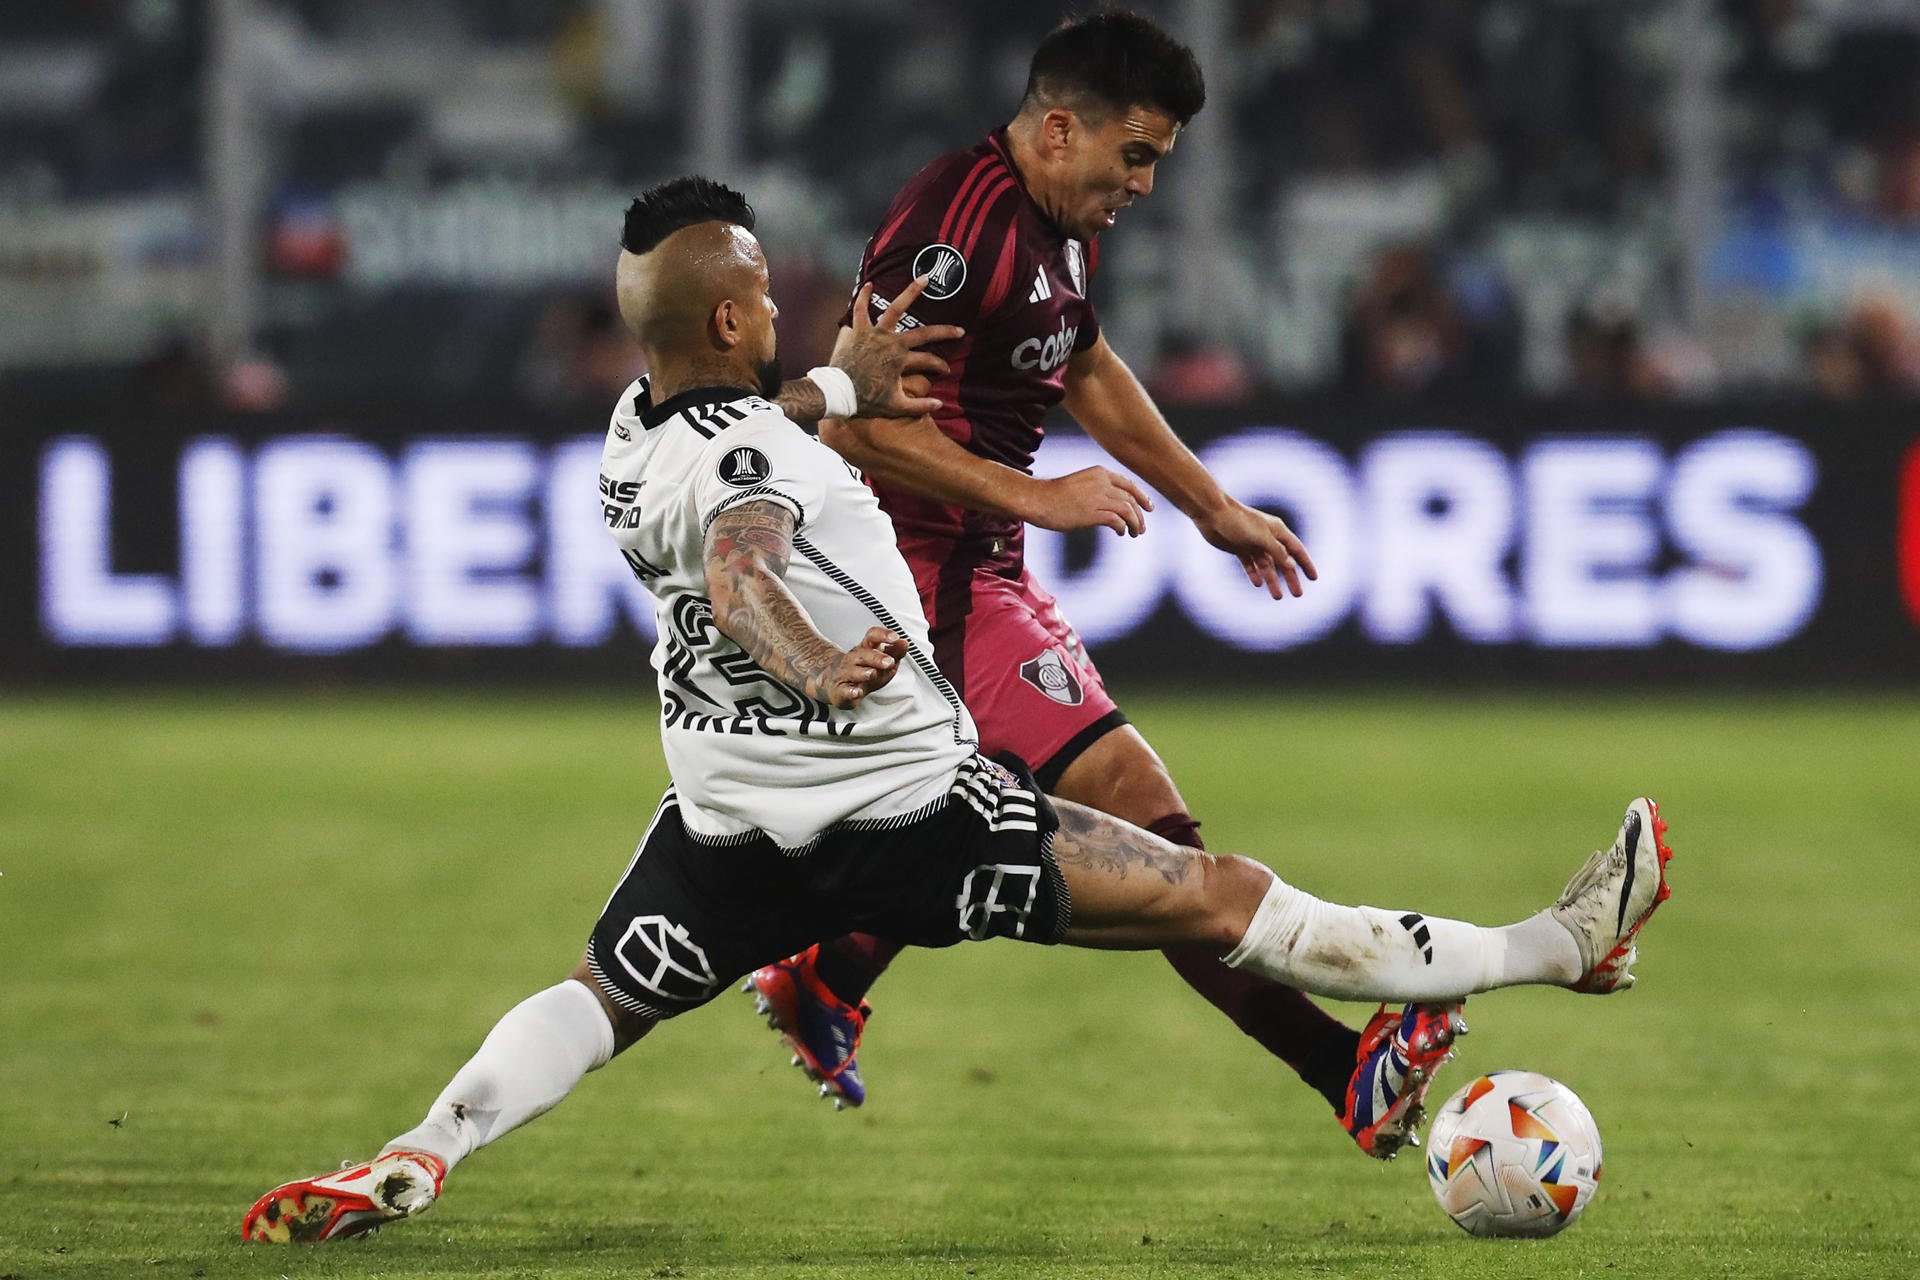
[840, 128, 1101, 551]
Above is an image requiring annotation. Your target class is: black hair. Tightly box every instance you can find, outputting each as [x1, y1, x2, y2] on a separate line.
[620, 176, 756, 255]
[1021, 9, 1205, 126]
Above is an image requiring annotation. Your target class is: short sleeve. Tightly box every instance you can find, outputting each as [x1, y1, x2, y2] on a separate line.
[1074, 298, 1101, 351]
[837, 160, 1025, 334]
[692, 417, 833, 535]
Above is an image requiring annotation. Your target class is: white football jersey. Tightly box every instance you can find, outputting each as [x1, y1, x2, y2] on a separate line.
[600, 376, 978, 849]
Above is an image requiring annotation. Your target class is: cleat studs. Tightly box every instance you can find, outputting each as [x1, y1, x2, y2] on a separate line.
[818, 1082, 831, 1098]
[832, 1098, 845, 1111]
[791, 1054, 802, 1067]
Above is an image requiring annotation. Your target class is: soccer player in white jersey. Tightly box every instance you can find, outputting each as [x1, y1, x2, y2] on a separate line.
[241, 177, 1674, 1245]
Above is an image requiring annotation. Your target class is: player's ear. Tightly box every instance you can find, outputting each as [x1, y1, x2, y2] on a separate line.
[1042, 107, 1076, 157]
[712, 299, 740, 350]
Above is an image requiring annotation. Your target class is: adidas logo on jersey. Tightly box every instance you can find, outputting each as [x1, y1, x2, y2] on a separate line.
[1028, 268, 1051, 304]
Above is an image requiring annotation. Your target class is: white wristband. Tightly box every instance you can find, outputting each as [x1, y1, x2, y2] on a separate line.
[806, 365, 858, 420]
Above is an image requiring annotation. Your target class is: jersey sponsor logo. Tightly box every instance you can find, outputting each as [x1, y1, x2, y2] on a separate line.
[611, 913, 720, 1003]
[910, 242, 968, 300]
[599, 474, 642, 503]
[717, 446, 771, 488]
[1018, 646, 1084, 706]
[956, 862, 1044, 941]
[864, 292, 922, 329]
[1028, 267, 1052, 304]
[1064, 240, 1086, 294]
[1011, 317, 1079, 374]
[599, 474, 643, 528]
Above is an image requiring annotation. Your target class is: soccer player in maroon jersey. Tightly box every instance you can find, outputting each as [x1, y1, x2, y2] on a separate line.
[747, 11, 1464, 1158]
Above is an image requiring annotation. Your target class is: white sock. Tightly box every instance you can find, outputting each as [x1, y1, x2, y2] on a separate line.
[382, 979, 616, 1173]
[1223, 870, 1581, 1001]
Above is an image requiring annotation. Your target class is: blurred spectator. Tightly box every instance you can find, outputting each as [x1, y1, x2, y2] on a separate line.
[765, 251, 846, 378]
[127, 333, 217, 408]
[516, 294, 646, 409]
[1148, 332, 1255, 407]
[1564, 296, 1672, 401]
[221, 353, 290, 411]
[73, 0, 202, 197]
[125, 333, 290, 411]
[1804, 296, 1920, 401]
[1338, 244, 1466, 395]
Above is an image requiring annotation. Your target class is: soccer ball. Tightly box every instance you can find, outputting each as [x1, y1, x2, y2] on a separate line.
[1424, 1070, 1603, 1238]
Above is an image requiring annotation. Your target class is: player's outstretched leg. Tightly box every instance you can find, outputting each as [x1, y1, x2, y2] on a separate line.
[1053, 797, 1674, 1004]
[242, 972, 637, 1243]
[744, 943, 873, 1109]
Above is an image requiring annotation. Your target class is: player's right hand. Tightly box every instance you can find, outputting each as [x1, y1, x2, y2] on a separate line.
[834, 277, 966, 419]
[826, 627, 911, 708]
[1023, 466, 1154, 537]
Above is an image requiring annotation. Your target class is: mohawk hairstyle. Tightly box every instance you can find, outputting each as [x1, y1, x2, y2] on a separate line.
[620, 176, 756, 255]
[1022, 9, 1206, 126]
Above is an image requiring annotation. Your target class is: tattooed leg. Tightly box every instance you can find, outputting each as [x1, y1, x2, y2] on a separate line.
[1051, 800, 1586, 1000]
[1051, 800, 1269, 951]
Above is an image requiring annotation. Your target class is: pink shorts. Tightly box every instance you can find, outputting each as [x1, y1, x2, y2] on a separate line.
[912, 546, 1125, 789]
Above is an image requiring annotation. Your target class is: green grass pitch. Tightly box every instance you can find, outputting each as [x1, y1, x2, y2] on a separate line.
[2, 690, 1916, 1279]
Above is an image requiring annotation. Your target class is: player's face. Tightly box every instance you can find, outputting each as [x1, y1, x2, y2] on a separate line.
[1063, 106, 1179, 239]
[739, 238, 782, 396]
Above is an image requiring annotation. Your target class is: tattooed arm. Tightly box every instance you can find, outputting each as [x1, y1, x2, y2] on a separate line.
[772, 278, 963, 425]
[771, 377, 829, 427]
[702, 499, 910, 709]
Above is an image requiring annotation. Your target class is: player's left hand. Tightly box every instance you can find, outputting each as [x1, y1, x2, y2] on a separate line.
[833, 278, 965, 419]
[1194, 500, 1318, 599]
[825, 627, 911, 708]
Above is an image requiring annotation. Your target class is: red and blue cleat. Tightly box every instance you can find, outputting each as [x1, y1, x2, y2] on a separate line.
[1340, 1002, 1467, 1159]
[744, 944, 870, 1109]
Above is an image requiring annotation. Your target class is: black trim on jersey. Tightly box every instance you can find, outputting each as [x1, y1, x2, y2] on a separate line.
[792, 534, 977, 749]
[621, 547, 668, 581]
[640, 384, 757, 431]
[702, 486, 806, 534]
[626, 374, 653, 422]
[1033, 708, 1131, 793]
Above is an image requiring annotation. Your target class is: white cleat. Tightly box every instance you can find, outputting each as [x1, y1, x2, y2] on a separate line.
[241, 1150, 447, 1243]
[1550, 797, 1674, 993]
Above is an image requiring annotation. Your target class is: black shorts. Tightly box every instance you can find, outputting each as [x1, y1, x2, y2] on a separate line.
[585, 754, 1072, 1021]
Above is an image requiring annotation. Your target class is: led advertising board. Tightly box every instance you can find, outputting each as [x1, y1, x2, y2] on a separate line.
[2, 404, 1914, 683]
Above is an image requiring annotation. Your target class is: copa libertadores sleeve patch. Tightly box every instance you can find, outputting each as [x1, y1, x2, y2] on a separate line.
[716, 445, 771, 488]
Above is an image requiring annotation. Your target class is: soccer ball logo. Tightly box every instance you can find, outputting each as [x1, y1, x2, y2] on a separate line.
[1425, 1071, 1603, 1238]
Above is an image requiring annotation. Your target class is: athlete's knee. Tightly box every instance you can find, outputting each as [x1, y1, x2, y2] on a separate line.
[1053, 727, 1184, 824]
[1191, 854, 1276, 953]
[567, 958, 652, 1056]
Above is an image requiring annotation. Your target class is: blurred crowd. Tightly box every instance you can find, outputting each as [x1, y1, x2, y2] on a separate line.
[8, 0, 1920, 411]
